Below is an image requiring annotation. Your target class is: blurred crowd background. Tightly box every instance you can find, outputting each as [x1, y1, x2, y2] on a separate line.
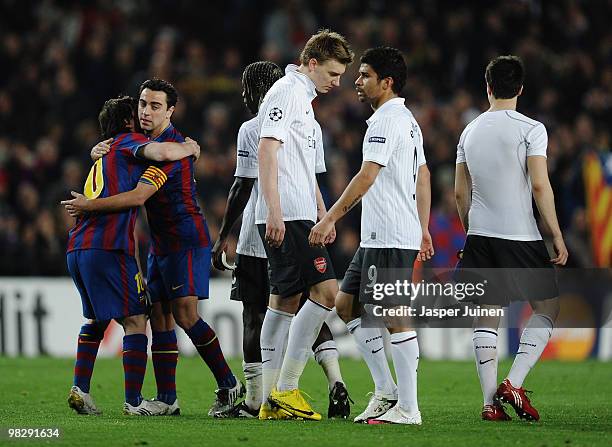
[0, 0, 610, 276]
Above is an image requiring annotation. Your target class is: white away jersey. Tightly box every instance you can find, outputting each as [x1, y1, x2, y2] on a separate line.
[235, 117, 266, 258]
[456, 109, 548, 241]
[361, 98, 426, 249]
[255, 64, 324, 224]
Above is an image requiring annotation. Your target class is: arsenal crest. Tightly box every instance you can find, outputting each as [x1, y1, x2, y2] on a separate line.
[314, 257, 327, 273]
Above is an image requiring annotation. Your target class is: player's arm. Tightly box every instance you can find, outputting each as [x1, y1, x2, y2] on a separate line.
[527, 156, 569, 265]
[455, 162, 471, 233]
[139, 137, 200, 162]
[258, 137, 284, 248]
[211, 176, 256, 270]
[315, 180, 336, 245]
[309, 161, 381, 247]
[90, 138, 200, 162]
[61, 166, 166, 216]
[415, 164, 434, 261]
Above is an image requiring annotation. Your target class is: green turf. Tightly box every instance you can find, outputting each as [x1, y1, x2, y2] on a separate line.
[0, 357, 610, 446]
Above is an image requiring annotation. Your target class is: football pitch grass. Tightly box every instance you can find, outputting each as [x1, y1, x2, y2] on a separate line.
[0, 357, 610, 446]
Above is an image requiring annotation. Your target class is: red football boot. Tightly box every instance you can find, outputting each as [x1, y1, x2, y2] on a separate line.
[495, 379, 540, 421]
[481, 403, 511, 421]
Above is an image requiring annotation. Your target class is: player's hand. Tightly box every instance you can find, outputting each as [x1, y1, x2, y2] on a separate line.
[309, 217, 335, 247]
[324, 223, 337, 245]
[184, 137, 200, 160]
[265, 213, 285, 248]
[417, 230, 435, 262]
[211, 238, 229, 270]
[61, 191, 90, 217]
[91, 138, 112, 161]
[551, 235, 568, 265]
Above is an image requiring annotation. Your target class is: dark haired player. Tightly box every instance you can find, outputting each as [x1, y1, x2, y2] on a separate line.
[455, 55, 568, 422]
[72, 79, 244, 416]
[212, 61, 350, 419]
[64, 96, 196, 416]
[310, 47, 433, 425]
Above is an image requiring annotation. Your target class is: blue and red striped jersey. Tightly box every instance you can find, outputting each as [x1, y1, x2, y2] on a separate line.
[144, 123, 210, 254]
[67, 133, 166, 256]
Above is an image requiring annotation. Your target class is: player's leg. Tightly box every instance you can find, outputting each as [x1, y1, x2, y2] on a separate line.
[259, 293, 299, 419]
[311, 320, 352, 419]
[67, 251, 107, 415]
[119, 313, 149, 410]
[495, 239, 560, 421]
[147, 254, 180, 412]
[507, 298, 558, 388]
[239, 300, 266, 416]
[360, 248, 421, 425]
[459, 235, 511, 421]
[497, 297, 558, 422]
[337, 247, 398, 422]
[172, 295, 243, 413]
[215, 254, 268, 418]
[369, 323, 421, 425]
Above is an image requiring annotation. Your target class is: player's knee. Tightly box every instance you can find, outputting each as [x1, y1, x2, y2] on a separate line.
[531, 297, 560, 322]
[120, 314, 147, 334]
[335, 293, 355, 323]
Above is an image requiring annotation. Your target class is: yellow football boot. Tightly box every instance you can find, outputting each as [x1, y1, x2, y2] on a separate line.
[268, 388, 321, 421]
[258, 403, 292, 420]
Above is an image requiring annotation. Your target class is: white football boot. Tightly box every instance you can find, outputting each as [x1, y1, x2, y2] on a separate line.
[68, 386, 102, 415]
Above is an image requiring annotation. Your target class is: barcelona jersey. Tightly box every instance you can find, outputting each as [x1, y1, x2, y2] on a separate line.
[67, 132, 168, 256]
[144, 124, 210, 254]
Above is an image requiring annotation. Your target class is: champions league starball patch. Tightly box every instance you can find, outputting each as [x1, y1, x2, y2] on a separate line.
[269, 107, 283, 121]
[314, 257, 327, 273]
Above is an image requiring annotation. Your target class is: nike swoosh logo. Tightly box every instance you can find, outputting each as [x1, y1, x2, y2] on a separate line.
[516, 352, 528, 355]
[262, 359, 271, 364]
[275, 401, 314, 416]
[371, 347, 383, 354]
[479, 359, 494, 365]
[172, 284, 184, 291]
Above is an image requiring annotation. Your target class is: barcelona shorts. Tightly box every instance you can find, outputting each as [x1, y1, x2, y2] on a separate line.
[67, 249, 147, 321]
[147, 247, 211, 302]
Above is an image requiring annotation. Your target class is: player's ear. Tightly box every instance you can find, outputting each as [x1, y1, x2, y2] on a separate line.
[166, 105, 175, 119]
[308, 58, 318, 72]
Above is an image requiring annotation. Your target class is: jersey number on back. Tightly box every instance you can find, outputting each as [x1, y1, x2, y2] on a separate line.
[84, 158, 104, 199]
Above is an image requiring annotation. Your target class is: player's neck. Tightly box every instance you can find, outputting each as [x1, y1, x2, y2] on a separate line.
[488, 97, 517, 112]
[371, 92, 398, 111]
[148, 120, 171, 139]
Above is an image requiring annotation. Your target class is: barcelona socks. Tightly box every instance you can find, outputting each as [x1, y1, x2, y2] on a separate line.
[151, 330, 179, 404]
[73, 323, 105, 393]
[122, 334, 148, 406]
[185, 319, 236, 389]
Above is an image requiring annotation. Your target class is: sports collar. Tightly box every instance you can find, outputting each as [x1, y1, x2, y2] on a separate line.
[366, 97, 405, 125]
[285, 64, 317, 101]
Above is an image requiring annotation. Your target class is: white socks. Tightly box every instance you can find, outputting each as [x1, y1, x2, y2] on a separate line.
[473, 328, 498, 406]
[346, 318, 397, 398]
[389, 331, 419, 415]
[277, 299, 331, 391]
[314, 340, 343, 390]
[507, 314, 553, 388]
[242, 361, 262, 411]
[260, 307, 293, 402]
